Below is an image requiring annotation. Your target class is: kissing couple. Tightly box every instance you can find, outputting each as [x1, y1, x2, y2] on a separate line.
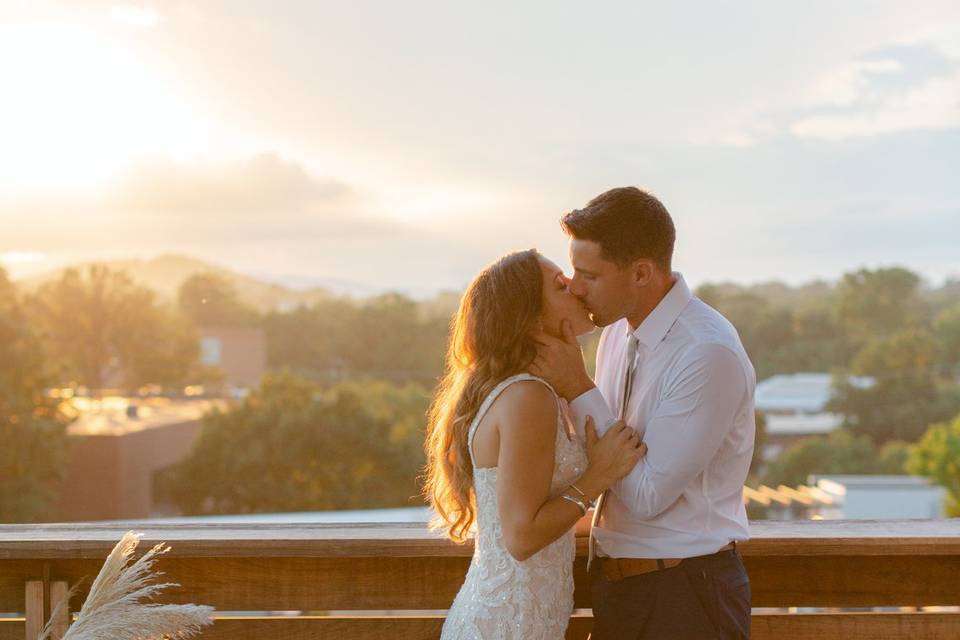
[425, 186, 757, 639]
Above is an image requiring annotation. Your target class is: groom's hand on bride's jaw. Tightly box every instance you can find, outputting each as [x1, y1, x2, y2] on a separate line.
[530, 319, 595, 400]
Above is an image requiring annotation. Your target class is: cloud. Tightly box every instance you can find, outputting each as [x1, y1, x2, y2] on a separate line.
[800, 59, 905, 108]
[110, 153, 353, 218]
[0, 153, 367, 251]
[0, 152, 493, 291]
[700, 35, 960, 146]
[790, 71, 960, 140]
[788, 37, 960, 140]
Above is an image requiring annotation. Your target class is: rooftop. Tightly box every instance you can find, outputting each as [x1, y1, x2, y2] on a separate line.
[755, 372, 874, 413]
[62, 396, 223, 436]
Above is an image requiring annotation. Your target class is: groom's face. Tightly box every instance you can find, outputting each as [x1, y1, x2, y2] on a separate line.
[568, 238, 635, 328]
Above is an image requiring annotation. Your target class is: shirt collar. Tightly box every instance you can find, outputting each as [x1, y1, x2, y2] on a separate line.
[627, 272, 692, 350]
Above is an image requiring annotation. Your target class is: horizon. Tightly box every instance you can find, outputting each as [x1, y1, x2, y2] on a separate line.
[3, 250, 957, 303]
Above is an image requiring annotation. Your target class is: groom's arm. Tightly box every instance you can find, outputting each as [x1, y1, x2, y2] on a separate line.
[607, 343, 747, 519]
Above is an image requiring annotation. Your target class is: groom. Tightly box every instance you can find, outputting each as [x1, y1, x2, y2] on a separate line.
[533, 186, 755, 639]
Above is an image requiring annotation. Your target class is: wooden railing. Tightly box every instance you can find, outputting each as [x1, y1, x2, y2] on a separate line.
[1, 519, 958, 639]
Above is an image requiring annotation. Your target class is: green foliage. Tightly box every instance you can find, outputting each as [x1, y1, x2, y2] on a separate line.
[762, 430, 873, 487]
[877, 440, 911, 474]
[831, 328, 960, 444]
[167, 373, 430, 514]
[25, 265, 199, 391]
[0, 268, 71, 522]
[696, 285, 852, 379]
[761, 429, 910, 488]
[835, 267, 923, 339]
[851, 326, 938, 376]
[933, 303, 960, 375]
[178, 273, 262, 328]
[120, 307, 201, 389]
[709, 292, 793, 379]
[264, 293, 449, 384]
[907, 415, 960, 517]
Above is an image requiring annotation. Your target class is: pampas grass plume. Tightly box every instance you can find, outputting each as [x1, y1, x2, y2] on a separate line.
[37, 531, 214, 640]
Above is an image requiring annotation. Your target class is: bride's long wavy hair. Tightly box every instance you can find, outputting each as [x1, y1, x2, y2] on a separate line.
[423, 249, 544, 542]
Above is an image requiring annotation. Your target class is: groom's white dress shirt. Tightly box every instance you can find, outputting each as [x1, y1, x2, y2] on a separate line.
[570, 273, 756, 559]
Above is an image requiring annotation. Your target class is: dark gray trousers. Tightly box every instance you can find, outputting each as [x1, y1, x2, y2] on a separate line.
[589, 548, 751, 640]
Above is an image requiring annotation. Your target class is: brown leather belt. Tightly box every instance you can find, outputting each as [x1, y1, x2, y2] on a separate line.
[599, 542, 736, 582]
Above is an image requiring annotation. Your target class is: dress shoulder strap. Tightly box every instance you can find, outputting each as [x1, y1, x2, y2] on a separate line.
[467, 373, 559, 467]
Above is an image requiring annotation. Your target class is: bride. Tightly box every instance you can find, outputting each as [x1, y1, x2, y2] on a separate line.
[424, 248, 646, 639]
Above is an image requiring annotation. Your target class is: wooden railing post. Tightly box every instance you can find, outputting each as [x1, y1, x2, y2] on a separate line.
[48, 581, 70, 640]
[24, 580, 43, 640]
[21, 579, 69, 640]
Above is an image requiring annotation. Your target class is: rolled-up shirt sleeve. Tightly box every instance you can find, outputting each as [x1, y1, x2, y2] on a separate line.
[614, 343, 747, 519]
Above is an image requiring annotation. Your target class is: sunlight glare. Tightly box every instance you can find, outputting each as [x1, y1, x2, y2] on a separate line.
[0, 20, 209, 196]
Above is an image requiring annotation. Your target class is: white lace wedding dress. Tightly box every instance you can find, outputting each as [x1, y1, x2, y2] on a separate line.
[440, 373, 588, 640]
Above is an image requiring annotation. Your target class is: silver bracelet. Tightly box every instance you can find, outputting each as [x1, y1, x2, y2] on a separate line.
[560, 493, 588, 516]
[568, 482, 593, 505]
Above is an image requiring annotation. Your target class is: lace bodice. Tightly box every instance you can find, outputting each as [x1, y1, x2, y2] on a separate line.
[440, 373, 588, 640]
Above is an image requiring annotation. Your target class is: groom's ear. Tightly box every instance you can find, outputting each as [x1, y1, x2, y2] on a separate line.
[632, 260, 654, 286]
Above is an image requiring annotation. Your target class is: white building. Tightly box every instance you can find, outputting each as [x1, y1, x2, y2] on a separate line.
[755, 372, 874, 459]
[810, 475, 947, 520]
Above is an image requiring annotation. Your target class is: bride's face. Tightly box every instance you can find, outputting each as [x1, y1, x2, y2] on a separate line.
[537, 255, 595, 338]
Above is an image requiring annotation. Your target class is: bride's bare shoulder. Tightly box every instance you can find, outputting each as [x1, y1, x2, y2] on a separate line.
[493, 380, 557, 436]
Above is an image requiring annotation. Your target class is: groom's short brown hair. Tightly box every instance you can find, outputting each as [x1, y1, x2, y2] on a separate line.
[561, 186, 675, 271]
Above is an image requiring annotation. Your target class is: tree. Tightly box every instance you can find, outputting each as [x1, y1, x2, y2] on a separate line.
[264, 292, 448, 384]
[761, 429, 880, 487]
[907, 414, 960, 516]
[351, 293, 445, 379]
[0, 268, 71, 522]
[877, 440, 911, 474]
[265, 298, 362, 380]
[835, 267, 923, 339]
[26, 265, 198, 392]
[781, 304, 856, 371]
[167, 373, 429, 514]
[933, 303, 960, 376]
[696, 284, 860, 379]
[831, 328, 958, 443]
[696, 288, 794, 380]
[117, 308, 201, 389]
[178, 273, 261, 328]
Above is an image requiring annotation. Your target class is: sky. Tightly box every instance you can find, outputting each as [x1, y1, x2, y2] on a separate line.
[1, 0, 958, 296]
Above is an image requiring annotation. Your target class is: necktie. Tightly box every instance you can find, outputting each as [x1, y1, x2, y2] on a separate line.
[587, 333, 639, 571]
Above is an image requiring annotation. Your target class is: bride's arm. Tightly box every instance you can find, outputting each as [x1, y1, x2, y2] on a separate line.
[496, 382, 641, 561]
[573, 512, 594, 537]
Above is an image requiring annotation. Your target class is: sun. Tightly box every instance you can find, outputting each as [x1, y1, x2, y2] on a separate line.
[0, 18, 208, 196]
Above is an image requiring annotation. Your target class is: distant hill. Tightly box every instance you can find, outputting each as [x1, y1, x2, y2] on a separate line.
[15, 254, 336, 313]
[17, 255, 953, 320]
[13, 254, 464, 314]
